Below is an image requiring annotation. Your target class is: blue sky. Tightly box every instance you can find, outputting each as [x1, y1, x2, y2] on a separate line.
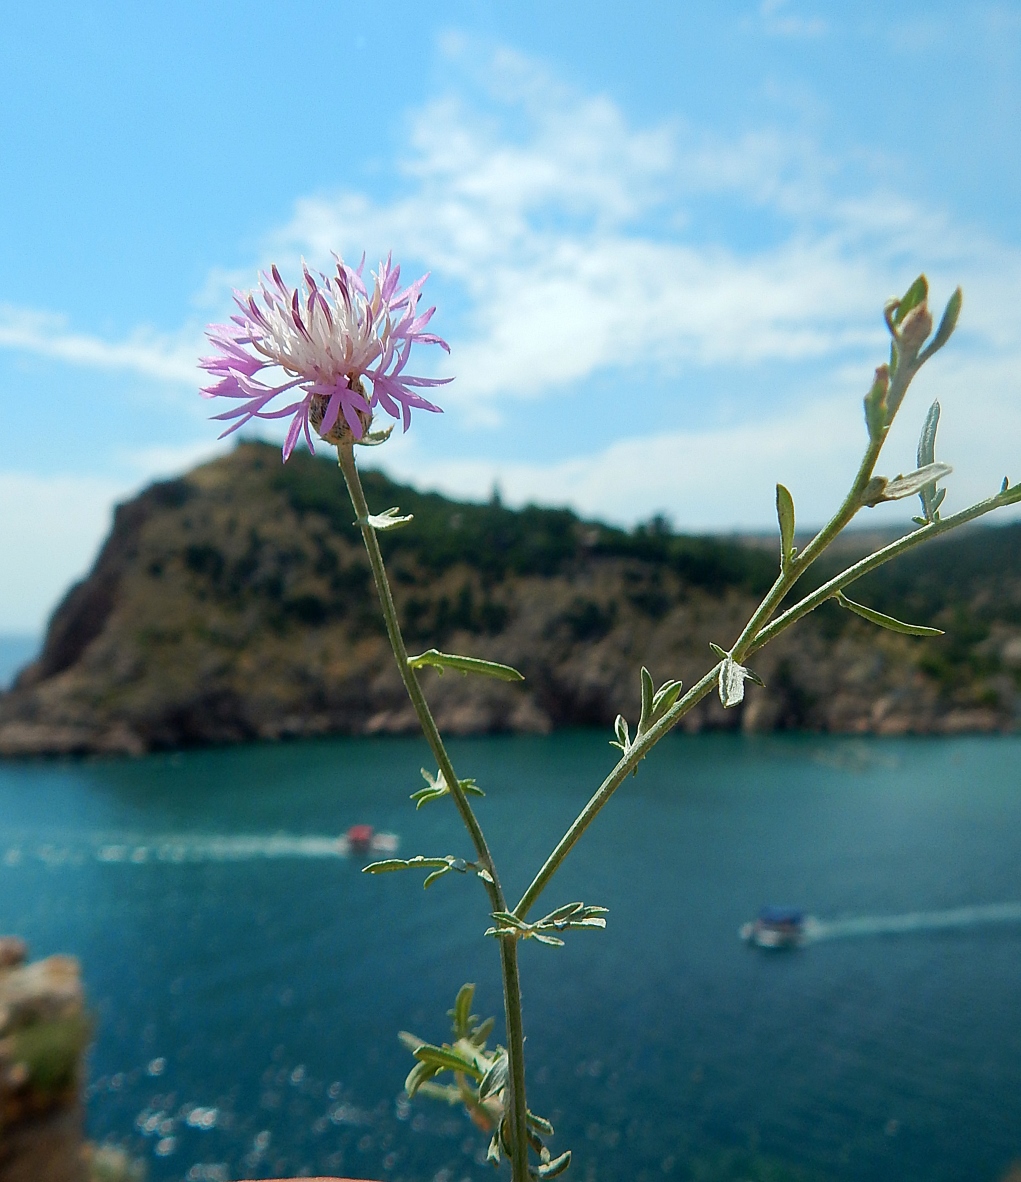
[2, 1, 1021, 632]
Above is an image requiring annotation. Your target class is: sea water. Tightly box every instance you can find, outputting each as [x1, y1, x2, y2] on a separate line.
[0, 732, 1019, 1182]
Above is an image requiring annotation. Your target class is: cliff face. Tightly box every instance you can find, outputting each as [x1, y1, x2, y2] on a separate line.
[0, 939, 90, 1182]
[2, 441, 1021, 756]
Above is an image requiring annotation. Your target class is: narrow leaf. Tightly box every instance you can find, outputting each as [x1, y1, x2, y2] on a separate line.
[479, 1051, 509, 1100]
[408, 648, 524, 682]
[471, 1017, 496, 1047]
[405, 1059, 441, 1097]
[363, 856, 449, 874]
[527, 1111, 555, 1136]
[542, 902, 585, 924]
[639, 667, 654, 730]
[534, 1150, 572, 1178]
[776, 483, 795, 569]
[836, 592, 943, 637]
[652, 679, 683, 715]
[915, 400, 943, 522]
[423, 867, 451, 889]
[921, 286, 963, 359]
[531, 932, 566, 946]
[490, 911, 530, 930]
[413, 1044, 483, 1079]
[452, 983, 474, 1038]
[917, 400, 940, 469]
[709, 641, 729, 660]
[398, 1030, 426, 1053]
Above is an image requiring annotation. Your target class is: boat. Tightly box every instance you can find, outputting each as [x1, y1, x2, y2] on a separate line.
[346, 824, 374, 854]
[740, 906, 808, 949]
[339, 826, 400, 856]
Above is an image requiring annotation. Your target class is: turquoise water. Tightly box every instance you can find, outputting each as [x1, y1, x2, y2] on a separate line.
[1, 733, 1020, 1182]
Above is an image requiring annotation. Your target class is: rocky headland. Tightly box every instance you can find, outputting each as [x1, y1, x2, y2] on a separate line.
[3, 441, 1021, 757]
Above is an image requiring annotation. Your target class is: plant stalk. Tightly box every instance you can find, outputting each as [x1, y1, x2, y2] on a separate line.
[515, 464, 1021, 920]
[336, 441, 531, 1182]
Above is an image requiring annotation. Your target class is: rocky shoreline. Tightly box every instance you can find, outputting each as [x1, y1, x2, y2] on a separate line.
[2, 442, 1020, 758]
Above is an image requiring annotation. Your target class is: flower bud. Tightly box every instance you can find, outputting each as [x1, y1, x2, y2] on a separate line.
[898, 301, 933, 359]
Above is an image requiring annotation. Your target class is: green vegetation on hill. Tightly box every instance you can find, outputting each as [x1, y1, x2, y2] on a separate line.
[3, 437, 1021, 755]
[273, 445, 779, 592]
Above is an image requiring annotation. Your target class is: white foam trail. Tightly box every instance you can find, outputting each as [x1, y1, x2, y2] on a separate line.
[97, 836, 353, 863]
[0, 833, 399, 867]
[808, 902, 1021, 942]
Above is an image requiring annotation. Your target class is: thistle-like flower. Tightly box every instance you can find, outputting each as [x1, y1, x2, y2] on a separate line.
[200, 255, 449, 460]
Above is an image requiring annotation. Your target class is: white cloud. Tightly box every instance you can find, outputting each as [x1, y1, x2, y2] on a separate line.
[0, 305, 201, 385]
[758, 0, 827, 39]
[2, 33, 1020, 602]
[0, 440, 232, 633]
[0, 471, 123, 633]
[374, 345, 1021, 532]
[275, 40, 1021, 430]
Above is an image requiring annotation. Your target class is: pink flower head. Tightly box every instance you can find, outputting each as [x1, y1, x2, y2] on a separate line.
[200, 255, 450, 460]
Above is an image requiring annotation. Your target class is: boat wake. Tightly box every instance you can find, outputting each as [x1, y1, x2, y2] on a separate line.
[806, 902, 1021, 943]
[2, 832, 399, 867]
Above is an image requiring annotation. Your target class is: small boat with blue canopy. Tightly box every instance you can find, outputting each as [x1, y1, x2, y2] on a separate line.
[740, 906, 808, 948]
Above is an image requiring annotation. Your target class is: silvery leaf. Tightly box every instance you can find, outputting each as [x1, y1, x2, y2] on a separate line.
[478, 1051, 509, 1101]
[358, 506, 414, 530]
[487, 1132, 501, 1164]
[533, 1150, 572, 1178]
[527, 1111, 555, 1136]
[916, 401, 944, 521]
[881, 462, 953, 502]
[917, 400, 940, 469]
[718, 657, 748, 708]
[410, 768, 484, 809]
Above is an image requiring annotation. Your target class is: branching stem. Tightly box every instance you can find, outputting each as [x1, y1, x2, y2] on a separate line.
[337, 441, 531, 1182]
[515, 441, 1021, 921]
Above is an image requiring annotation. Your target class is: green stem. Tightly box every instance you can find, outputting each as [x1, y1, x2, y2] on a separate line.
[515, 666, 720, 920]
[750, 482, 1021, 654]
[514, 436, 891, 920]
[729, 435, 884, 663]
[515, 473, 1021, 922]
[336, 441, 531, 1182]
